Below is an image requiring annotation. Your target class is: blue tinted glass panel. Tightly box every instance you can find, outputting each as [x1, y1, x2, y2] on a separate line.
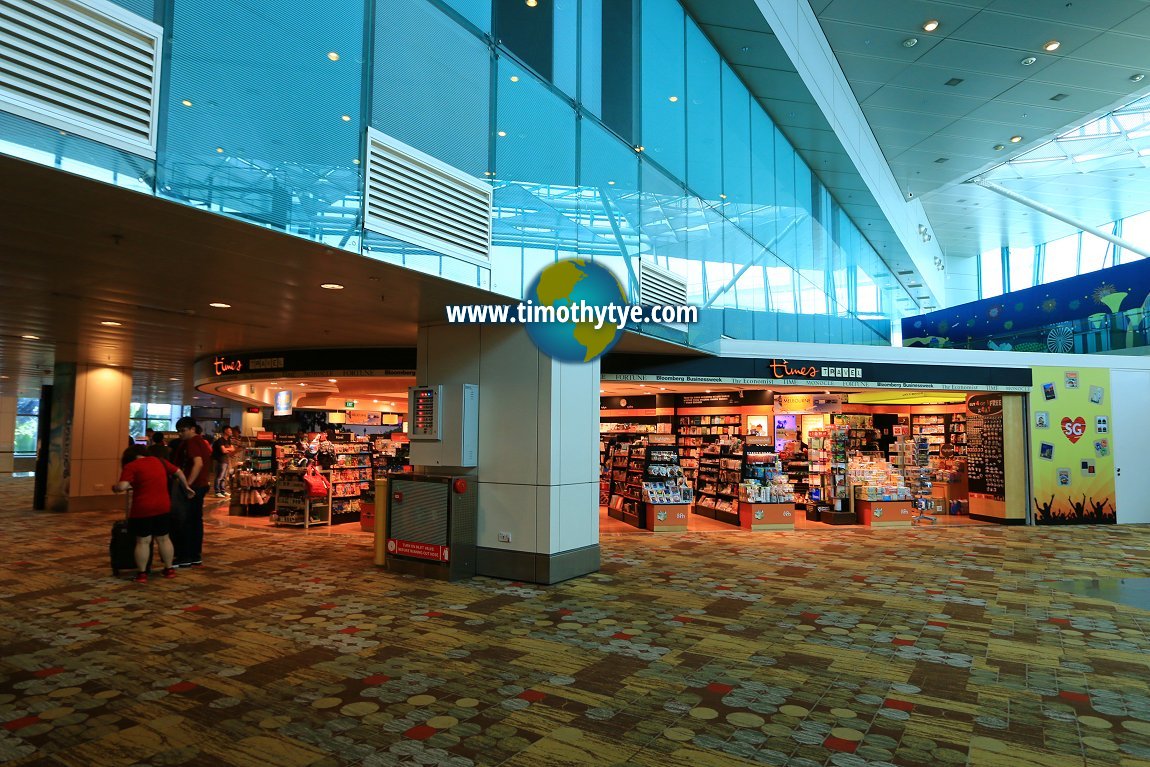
[640, 0, 685, 180]
[580, 119, 640, 295]
[374, 0, 490, 177]
[0, 112, 152, 193]
[160, 0, 364, 244]
[108, 0, 154, 21]
[685, 21, 721, 201]
[749, 108, 776, 250]
[720, 64, 751, 204]
[553, 0, 578, 98]
[495, 59, 575, 186]
[579, 0, 603, 116]
[441, 0, 491, 32]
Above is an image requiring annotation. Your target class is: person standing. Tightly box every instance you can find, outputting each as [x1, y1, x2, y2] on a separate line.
[146, 430, 171, 461]
[212, 426, 236, 497]
[114, 446, 195, 583]
[170, 416, 213, 567]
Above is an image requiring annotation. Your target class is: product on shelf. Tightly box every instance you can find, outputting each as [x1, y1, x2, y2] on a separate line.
[740, 441, 794, 503]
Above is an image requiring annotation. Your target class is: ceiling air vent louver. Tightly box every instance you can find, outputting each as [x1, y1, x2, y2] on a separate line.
[363, 128, 492, 263]
[638, 260, 687, 308]
[0, 0, 162, 157]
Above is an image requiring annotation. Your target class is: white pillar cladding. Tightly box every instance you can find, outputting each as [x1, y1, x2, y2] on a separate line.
[417, 323, 600, 584]
[45, 363, 132, 511]
[0, 396, 16, 472]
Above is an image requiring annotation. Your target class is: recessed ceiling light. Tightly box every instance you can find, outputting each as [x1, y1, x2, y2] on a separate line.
[994, 144, 1005, 150]
[902, 37, 918, 48]
[635, 145, 644, 152]
[719, 193, 727, 199]
[373, 399, 378, 403]
[170, 377, 179, 381]
[21, 334, 39, 340]
[705, 389, 711, 393]
[922, 19, 939, 32]
[1010, 135, 1023, 143]
[509, 75, 520, 82]
[216, 147, 224, 153]
[100, 320, 122, 326]
[181, 99, 193, 107]
[328, 378, 338, 383]
[1132, 74, 1146, 83]
[1021, 56, 1037, 66]
[497, 130, 507, 137]
[668, 95, 679, 102]
[327, 51, 340, 61]
[209, 302, 231, 308]
[341, 115, 351, 122]
[299, 383, 307, 386]
[320, 283, 344, 290]
[1043, 40, 1060, 52]
[525, 0, 537, 6]
[607, 180, 615, 185]
[353, 158, 360, 164]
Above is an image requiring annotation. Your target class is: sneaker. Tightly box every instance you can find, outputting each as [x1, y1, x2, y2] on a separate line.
[189, 560, 203, 567]
[162, 567, 177, 579]
[133, 572, 148, 584]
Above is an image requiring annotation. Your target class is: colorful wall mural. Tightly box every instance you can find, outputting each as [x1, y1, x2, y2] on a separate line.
[903, 257, 1150, 354]
[1028, 366, 1116, 525]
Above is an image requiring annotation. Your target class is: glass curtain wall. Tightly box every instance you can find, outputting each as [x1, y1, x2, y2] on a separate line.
[981, 211, 1149, 299]
[0, 0, 917, 347]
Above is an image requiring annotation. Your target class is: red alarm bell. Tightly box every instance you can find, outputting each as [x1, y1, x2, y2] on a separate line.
[452, 478, 468, 494]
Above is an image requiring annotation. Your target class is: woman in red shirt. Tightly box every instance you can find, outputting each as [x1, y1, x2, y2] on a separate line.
[114, 446, 195, 583]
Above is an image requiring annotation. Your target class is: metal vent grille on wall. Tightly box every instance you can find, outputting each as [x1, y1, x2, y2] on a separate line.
[364, 128, 492, 263]
[0, 0, 163, 158]
[638, 260, 688, 307]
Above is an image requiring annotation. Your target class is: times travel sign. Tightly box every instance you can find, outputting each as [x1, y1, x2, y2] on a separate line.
[601, 354, 1032, 392]
[193, 347, 417, 385]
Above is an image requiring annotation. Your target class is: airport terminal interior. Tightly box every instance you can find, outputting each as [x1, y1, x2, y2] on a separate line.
[5, 0, 1150, 765]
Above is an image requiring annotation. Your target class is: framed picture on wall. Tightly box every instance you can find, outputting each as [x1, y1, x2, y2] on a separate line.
[1043, 382, 1057, 400]
[1097, 416, 1109, 433]
[1065, 371, 1079, 389]
[1035, 411, 1050, 429]
[1089, 385, 1105, 404]
[1057, 468, 1071, 486]
[1040, 442, 1054, 460]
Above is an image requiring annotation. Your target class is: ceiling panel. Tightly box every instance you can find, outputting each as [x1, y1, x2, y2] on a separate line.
[734, 65, 813, 102]
[821, 0, 981, 29]
[1028, 57, 1139, 94]
[883, 65, 1022, 100]
[699, 25, 792, 70]
[914, 38, 1057, 77]
[1071, 32, 1150, 69]
[961, 99, 1084, 131]
[782, 125, 852, 154]
[988, 0, 1148, 30]
[757, 98, 834, 131]
[993, 80, 1120, 113]
[862, 85, 985, 118]
[860, 105, 957, 133]
[946, 11, 1101, 55]
[832, 53, 910, 85]
[1118, 6, 1150, 37]
[818, 18, 945, 60]
[681, 0, 773, 33]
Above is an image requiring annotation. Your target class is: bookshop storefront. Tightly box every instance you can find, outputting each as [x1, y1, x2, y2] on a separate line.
[598, 354, 1033, 533]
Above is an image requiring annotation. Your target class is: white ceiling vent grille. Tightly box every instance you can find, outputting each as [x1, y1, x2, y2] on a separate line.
[0, 0, 162, 158]
[364, 128, 492, 263]
[638, 260, 687, 307]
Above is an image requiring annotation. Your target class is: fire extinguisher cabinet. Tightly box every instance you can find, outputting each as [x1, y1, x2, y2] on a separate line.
[383, 475, 477, 581]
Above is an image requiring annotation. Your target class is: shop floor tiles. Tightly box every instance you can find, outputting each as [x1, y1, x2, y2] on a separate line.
[5, 474, 1150, 766]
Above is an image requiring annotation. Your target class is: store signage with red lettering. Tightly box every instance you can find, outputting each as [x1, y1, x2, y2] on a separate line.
[213, 356, 243, 375]
[386, 538, 449, 562]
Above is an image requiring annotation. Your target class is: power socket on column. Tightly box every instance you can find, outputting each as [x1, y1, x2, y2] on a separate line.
[497, 531, 511, 543]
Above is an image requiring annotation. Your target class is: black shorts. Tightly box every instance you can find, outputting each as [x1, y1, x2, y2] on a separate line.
[128, 513, 173, 538]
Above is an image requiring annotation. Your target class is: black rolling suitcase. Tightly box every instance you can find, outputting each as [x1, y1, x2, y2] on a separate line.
[111, 491, 152, 576]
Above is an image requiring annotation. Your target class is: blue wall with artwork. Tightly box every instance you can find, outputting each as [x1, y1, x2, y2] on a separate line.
[903, 258, 1150, 354]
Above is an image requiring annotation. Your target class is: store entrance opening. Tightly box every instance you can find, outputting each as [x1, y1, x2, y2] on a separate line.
[599, 382, 1008, 534]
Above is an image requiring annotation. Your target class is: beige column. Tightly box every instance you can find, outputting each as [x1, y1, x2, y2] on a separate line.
[0, 395, 16, 473]
[45, 363, 132, 512]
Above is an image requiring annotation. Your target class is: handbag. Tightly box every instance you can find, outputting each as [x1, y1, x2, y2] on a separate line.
[302, 467, 329, 498]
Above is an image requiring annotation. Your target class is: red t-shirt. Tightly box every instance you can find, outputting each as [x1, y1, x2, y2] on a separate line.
[171, 435, 213, 488]
[119, 457, 179, 518]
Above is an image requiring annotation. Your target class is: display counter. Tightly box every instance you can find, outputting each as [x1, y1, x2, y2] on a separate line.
[855, 500, 913, 527]
[647, 503, 690, 532]
[737, 502, 795, 531]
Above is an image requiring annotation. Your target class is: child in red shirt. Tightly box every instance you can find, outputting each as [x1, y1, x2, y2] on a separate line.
[114, 446, 195, 583]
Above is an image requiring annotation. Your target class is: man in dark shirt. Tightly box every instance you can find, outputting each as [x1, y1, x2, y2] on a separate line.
[212, 426, 236, 497]
[170, 416, 213, 567]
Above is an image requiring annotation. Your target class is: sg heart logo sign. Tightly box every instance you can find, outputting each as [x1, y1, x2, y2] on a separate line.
[1062, 416, 1086, 443]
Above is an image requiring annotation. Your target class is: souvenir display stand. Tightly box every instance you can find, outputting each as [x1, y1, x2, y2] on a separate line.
[738, 437, 795, 530]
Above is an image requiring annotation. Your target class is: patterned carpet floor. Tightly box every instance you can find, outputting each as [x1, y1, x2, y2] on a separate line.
[4, 475, 1150, 767]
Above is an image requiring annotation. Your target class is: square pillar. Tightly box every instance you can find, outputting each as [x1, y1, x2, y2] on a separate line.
[44, 363, 132, 512]
[416, 323, 600, 584]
